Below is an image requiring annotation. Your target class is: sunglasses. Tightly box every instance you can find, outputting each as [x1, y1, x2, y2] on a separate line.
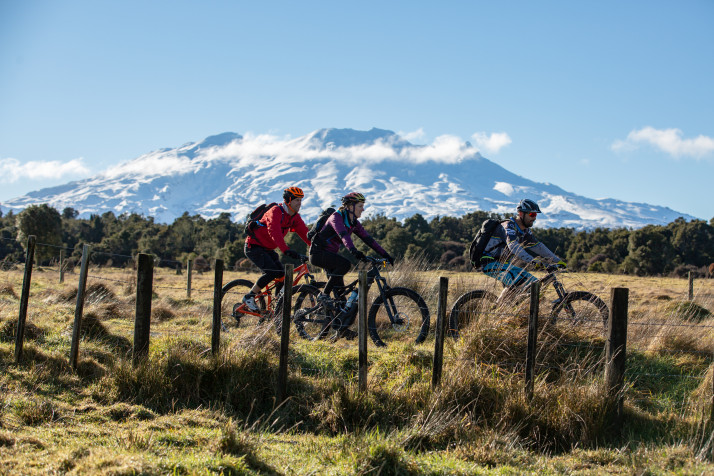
[527, 212, 538, 218]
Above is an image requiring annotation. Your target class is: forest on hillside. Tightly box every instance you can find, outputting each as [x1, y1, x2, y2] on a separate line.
[1, 204, 713, 277]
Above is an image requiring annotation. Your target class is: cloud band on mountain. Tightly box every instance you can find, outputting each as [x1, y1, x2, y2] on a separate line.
[200, 131, 489, 166]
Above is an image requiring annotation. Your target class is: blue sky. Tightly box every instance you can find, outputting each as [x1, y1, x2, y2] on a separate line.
[1, 0, 713, 221]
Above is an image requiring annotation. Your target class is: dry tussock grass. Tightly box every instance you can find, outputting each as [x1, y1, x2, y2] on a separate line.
[151, 306, 175, 322]
[0, 264, 713, 471]
[0, 283, 17, 299]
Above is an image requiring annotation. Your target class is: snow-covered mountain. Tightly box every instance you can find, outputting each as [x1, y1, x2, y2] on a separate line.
[0, 128, 693, 229]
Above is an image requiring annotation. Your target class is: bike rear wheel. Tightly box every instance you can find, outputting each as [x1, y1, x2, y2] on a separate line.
[221, 279, 266, 326]
[447, 290, 497, 338]
[274, 284, 328, 338]
[367, 287, 430, 347]
[550, 291, 609, 331]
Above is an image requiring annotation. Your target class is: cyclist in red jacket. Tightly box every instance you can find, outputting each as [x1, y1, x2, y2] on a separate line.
[242, 187, 311, 311]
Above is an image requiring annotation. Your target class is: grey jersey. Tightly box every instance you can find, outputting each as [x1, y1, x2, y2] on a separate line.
[483, 217, 561, 265]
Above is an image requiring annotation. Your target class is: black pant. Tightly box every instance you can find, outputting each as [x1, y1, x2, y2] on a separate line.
[245, 243, 284, 290]
[309, 248, 351, 297]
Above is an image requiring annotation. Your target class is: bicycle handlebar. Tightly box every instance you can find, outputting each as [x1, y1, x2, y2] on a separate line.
[364, 255, 389, 267]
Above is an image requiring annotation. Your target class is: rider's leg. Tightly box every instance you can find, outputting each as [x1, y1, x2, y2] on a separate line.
[483, 261, 537, 304]
[309, 250, 355, 330]
[243, 245, 284, 309]
[309, 250, 350, 297]
[246, 247, 284, 289]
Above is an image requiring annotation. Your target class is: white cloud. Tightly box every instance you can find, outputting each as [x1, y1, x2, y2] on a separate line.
[200, 131, 480, 165]
[0, 157, 90, 182]
[471, 132, 512, 154]
[397, 127, 426, 143]
[612, 127, 714, 159]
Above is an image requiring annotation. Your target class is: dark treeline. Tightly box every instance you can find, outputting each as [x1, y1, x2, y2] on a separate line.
[1, 204, 713, 277]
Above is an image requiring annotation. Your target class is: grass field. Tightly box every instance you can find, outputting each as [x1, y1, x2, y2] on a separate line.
[1, 261, 714, 475]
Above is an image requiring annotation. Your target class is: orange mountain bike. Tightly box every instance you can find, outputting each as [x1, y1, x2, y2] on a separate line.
[220, 254, 324, 329]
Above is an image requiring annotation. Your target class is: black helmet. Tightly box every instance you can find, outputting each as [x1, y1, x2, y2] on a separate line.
[517, 199, 541, 213]
[341, 192, 366, 206]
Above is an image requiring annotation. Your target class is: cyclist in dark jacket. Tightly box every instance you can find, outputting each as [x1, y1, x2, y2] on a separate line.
[242, 187, 311, 311]
[481, 199, 565, 295]
[309, 192, 394, 338]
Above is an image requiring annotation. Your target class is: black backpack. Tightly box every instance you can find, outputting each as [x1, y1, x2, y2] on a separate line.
[244, 202, 278, 237]
[468, 219, 507, 269]
[307, 207, 336, 242]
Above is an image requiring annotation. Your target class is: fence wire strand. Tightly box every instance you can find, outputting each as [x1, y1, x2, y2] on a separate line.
[2, 239, 713, 412]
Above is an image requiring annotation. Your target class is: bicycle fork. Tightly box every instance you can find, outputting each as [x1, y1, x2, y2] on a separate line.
[550, 279, 572, 324]
[374, 276, 406, 330]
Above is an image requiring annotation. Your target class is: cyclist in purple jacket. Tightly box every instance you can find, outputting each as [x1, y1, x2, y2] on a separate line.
[309, 192, 394, 338]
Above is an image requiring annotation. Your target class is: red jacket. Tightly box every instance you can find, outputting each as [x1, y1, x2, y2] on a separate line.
[245, 203, 311, 252]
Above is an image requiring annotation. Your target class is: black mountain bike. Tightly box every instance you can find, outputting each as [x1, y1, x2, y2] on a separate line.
[290, 256, 431, 347]
[448, 266, 609, 337]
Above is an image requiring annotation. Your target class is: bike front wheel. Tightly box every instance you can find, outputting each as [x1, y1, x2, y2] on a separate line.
[221, 279, 265, 327]
[447, 290, 497, 338]
[367, 287, 430, 347]
[550, 291, 609, 331]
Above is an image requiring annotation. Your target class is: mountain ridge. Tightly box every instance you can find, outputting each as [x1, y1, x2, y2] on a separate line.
[0, 128, 692, 229]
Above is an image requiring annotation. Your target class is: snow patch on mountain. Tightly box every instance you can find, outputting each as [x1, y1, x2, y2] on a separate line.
[0, 128, 694, 229]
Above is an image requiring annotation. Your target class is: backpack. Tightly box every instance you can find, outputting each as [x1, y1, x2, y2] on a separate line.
[468, 219, 507, 269]
[307, 207, 336, 245]
[244, 202, 278, 237]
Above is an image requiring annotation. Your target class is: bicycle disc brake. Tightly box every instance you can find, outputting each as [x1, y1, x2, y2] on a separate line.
[391, 312, 410, 332]
[293, 308, 308, 323]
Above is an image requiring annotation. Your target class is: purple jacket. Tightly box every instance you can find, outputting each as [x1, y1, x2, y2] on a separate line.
[318, 210, 387, 256]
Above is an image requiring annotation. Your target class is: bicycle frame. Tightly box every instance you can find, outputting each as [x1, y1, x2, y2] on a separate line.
[331, 258, 399, 323]
[489, 269, 570, 316]
[234, 260, 315, 318]
[536, 270, 569, 303]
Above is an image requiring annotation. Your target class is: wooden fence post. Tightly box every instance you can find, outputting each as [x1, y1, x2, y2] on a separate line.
[212, 259, 224, 355]
[186, 260, 193, 298]
[688, 271, 694, 301]
[358, 270, 369, 393]
[432, 277, 449, 389]
[605, 287, 629, 428]
[525, 281, 541, 401]
[133, 253, 154, 366]
[59, 249, 65, 284]
[14, 235, 36, 363]
[69, 245, 90, 370]
[277, 264, 294, 403]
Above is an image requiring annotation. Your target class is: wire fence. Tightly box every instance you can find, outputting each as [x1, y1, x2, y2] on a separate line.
[1, 238, 713, 414]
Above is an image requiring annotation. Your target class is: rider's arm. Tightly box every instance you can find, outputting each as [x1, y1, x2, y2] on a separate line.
[530, 242, 561, 264]
[353, 221, 388, 256]
[330, 213, 359, 252]
[504, 223, 535, 264]
[522, 227, 561, 263]
[265, 206, 290, 253]
[290, 214, 312, 247]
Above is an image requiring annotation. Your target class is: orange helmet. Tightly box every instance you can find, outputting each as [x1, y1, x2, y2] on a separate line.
[283, 187, 304, 202]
